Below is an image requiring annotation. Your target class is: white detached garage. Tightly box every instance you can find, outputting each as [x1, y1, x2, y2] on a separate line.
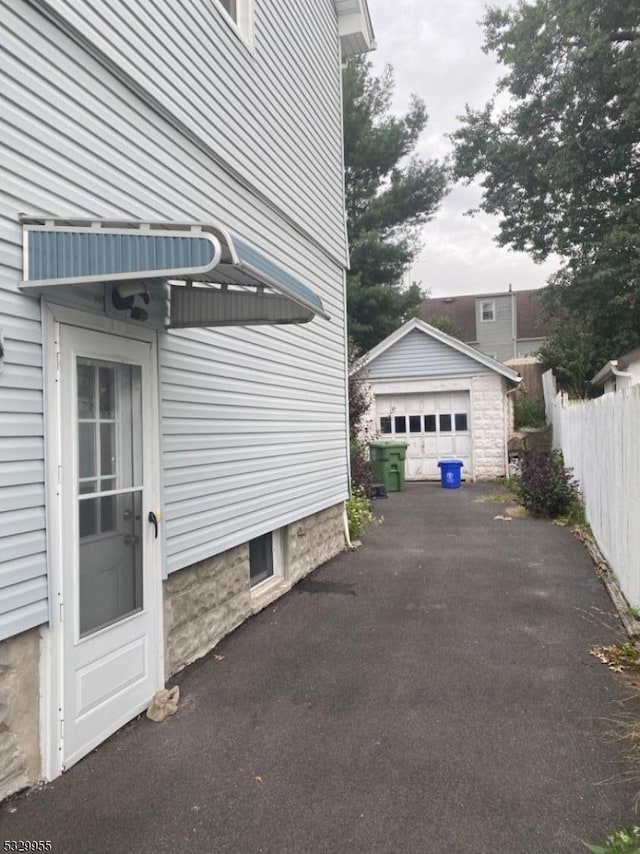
[358, 318, 520, 481]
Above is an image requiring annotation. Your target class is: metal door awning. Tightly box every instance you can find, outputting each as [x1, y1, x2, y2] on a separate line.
[19, 217, 329, 326]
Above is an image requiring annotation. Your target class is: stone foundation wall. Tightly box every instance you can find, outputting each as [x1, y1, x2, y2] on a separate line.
[164, 502, 346, 676]
[287, 503, 345, 585]
[0, 629, 40, 801]
[163, 544, 250, 677]
[470, 374, 508, 479]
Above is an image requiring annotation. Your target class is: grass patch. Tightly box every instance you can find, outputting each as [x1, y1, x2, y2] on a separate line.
[476, 478, 521, 504]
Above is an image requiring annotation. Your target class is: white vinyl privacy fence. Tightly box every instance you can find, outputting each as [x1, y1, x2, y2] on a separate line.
[543, 371, 640, 606]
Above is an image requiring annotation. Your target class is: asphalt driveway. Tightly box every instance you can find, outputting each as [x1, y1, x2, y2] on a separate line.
[1, 482, 637, 853]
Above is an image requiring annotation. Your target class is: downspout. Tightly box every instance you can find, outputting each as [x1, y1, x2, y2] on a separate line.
[510, 285, 517, 358]
[343, 506, 355, 549]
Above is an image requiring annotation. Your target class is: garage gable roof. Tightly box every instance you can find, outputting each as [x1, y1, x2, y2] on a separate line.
[357, 317, 521, 383]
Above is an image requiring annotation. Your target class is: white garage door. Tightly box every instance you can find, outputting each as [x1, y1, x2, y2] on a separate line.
[375, 391, 472, 480]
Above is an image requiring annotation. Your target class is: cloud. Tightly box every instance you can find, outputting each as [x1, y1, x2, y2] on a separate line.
[365, 0, 561, 295]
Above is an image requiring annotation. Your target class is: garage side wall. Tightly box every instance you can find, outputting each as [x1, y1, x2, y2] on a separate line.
[470, 374, 508, 479]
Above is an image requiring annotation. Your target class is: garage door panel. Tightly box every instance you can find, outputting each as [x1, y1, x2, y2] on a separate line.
[375, 392, 471, 481]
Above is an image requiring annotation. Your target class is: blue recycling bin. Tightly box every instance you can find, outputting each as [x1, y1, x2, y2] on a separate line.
[437, 459, 464, 489]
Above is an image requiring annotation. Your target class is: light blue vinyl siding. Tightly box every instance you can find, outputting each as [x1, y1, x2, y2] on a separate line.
[0, 262, 48, 642]
[475, 295, 515, 363]
[29, 0, 348, 265]
[161, 318, 348, 572]
[366, 329, 491, 380]
[0, 0, 350, 635]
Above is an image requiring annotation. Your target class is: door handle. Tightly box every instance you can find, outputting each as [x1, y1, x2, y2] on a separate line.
[148, 511, 159, 539]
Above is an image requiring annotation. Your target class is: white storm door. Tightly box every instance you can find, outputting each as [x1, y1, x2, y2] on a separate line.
[59, 325, 161, 769]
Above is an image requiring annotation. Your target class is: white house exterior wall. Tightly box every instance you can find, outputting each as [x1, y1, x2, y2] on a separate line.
[0, 4, 349, 642]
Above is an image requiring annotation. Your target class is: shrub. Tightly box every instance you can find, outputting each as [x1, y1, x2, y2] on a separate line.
[583, 826, 640, 853]
[348, 343, 374, 495]
[514, 393, 546, 429]
[515, 449, 579, 518]
[350, 441, 373, 496]
[346, 486, 374, 541]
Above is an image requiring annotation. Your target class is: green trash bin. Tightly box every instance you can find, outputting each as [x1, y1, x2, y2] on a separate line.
[369, 440, 408, 492]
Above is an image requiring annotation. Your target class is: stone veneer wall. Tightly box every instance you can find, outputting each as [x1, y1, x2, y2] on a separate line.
[0, 628, 40, 801]
[470, 373, 509, 479]
[286, 503, 345, 586]
[164, 502, 346, 676]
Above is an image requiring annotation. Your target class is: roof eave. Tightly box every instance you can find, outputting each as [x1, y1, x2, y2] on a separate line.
[337, 1, 376, 59]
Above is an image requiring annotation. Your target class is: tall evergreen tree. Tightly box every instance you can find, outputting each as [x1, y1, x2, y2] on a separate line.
[343, 58, 448, 353]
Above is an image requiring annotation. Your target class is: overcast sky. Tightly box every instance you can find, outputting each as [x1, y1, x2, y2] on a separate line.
[366, 0, 560, 297]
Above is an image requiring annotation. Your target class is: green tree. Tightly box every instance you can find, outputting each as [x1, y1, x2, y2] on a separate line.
[425, 314, 463, 339]
[451, 0, 640, 388]
[343, 58, 448, 353]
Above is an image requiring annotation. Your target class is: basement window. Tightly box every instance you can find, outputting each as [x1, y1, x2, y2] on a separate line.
[249, 529, 286, 593]
[250, 533, 273, 587]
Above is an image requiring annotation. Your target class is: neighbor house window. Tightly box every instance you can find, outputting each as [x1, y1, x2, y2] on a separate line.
[216, 0, 253, 44]
[480, 300, 495, 322]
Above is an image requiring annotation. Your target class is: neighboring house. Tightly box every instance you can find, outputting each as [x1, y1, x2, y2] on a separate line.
[357, 319, 520, 482]
[420, 287, 549, 363]
[591, 348, 640, 394]
[0, 0, 374, 797]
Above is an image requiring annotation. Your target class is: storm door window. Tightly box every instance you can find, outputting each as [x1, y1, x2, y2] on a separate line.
[380, 416, 392, 434]
[250, 533, 274, 587]
[77, 358, 143, 637]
